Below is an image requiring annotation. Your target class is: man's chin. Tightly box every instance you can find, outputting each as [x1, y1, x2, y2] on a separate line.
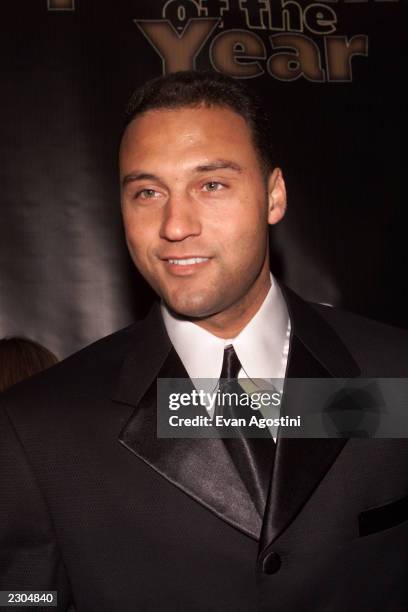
[163, 294, 219, 321]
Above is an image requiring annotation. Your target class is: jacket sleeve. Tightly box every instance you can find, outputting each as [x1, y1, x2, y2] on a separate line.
[0, 405, 73, 611]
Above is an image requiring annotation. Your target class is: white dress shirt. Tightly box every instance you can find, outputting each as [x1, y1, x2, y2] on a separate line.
[161, 274, 291, 438]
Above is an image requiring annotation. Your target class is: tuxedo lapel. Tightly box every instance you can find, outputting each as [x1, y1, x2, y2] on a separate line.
[259, 286, 361, 555]
[113, 302, 262, 540]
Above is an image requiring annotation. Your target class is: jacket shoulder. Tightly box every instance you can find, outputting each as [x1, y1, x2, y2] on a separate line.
[310, 302, 408, 375]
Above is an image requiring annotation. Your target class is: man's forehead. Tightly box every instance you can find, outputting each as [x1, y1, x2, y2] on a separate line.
[123, 104, 250, 139]
[119, 105, 264, 180]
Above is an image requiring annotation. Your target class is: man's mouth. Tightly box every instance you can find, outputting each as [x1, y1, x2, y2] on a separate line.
[160, 256, 212, 275]
[166, 257, 209, 266]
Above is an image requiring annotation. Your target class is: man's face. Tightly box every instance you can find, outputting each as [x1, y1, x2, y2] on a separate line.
[119, 105, 286, 324]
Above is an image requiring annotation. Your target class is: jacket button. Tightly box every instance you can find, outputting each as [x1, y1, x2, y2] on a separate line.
[262, 552, 281, 574]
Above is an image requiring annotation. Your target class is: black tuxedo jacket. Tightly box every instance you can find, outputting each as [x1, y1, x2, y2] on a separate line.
[1, 286, 408, 612]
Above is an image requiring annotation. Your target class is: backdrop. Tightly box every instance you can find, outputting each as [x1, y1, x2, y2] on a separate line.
[1, 0, 406, 359]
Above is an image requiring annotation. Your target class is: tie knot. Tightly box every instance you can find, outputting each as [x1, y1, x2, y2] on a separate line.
[220, 345, 241, 381]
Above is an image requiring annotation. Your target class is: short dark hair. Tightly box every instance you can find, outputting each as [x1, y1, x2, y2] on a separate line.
[124, 70, 274, 178]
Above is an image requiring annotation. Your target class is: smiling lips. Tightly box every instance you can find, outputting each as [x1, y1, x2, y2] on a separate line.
[167, 257, 209, 266]
[162, 256, 211, 274]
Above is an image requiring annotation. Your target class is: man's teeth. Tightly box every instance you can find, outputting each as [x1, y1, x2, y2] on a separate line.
[168, 257, 209, 265]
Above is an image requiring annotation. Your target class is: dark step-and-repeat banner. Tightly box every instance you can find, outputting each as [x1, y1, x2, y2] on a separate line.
[0, 0, 406, 358]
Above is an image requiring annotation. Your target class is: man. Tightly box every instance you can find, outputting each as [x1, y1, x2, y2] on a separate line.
[1, 71, 408, 611]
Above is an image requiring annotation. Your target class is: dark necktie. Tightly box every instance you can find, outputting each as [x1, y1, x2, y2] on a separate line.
[221, 344, 241, 381]
[214, 345, 244, 421]
[216, 345, 275, 518]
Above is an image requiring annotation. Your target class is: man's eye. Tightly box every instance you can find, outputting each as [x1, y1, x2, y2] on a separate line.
[135, 188, 160, 199]
[202, 181, 224, 192]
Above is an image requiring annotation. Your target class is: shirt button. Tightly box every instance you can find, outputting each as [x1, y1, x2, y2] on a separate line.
[262, 552, 281, 574]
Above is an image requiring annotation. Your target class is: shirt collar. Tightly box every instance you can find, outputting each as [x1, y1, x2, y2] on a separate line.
[160, 274, 290, 380]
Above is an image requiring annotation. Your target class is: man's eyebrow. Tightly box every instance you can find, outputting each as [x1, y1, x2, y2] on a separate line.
[122, 172, 163, 188]
[121, 160, 242, 188]
[194, 159, 242, 173]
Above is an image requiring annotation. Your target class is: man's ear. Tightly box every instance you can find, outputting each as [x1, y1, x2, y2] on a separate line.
[267, 167, 287, 225]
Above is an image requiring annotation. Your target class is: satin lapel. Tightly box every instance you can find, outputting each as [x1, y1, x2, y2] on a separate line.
[259, 287, 361, 555]
[113, 302, 262, 540]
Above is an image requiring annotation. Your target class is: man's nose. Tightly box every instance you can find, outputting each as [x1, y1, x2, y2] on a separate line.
[159, 193, 201, 241]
